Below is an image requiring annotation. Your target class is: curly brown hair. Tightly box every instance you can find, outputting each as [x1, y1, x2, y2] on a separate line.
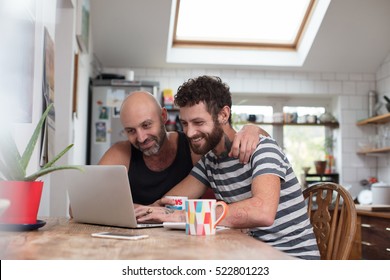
[174, 75, 232, 124]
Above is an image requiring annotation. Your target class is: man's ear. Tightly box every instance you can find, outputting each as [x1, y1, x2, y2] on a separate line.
[218, 106, 231, 124]
[161, 107, 168, 123]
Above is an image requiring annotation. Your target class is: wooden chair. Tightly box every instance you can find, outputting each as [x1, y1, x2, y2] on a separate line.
[302, 182, 357, 260]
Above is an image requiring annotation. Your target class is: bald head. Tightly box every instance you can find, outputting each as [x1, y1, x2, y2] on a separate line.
[121, 90, 167, 127]
[121, 91, 161, 113]
[120, 91, 168, 156]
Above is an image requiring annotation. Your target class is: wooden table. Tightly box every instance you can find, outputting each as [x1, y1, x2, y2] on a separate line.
[0, 217, 294, 260]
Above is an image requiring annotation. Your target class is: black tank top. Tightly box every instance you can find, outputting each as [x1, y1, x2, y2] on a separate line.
[128, 131, 193, 205]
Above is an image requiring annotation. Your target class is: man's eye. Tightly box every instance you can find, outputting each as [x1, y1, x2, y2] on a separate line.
[194, 121, 204, 126]
[125, 129, 135, 134]
[142, 123, 152, 129]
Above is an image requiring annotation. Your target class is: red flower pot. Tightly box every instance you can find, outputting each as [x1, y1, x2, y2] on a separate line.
[0, 181, 43, 224]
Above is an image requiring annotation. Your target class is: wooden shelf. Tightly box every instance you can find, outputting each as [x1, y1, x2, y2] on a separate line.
[304, 173, 339, 185]
[236, 121, 339, 128]
[356, 114, 390, 156]
[356, 113, 390, 125]
[357, 146, 390, 155]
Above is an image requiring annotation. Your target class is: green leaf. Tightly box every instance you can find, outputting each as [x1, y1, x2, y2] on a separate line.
[20, 103, 53, 171]
[0, 103, 80, 182]
[0, 127, 25, 180]
[42, 144, 74, 169]
[24, 165, 84, 182]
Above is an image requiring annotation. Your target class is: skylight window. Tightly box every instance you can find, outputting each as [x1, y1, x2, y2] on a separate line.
[166, 0, 330, 67]
[174, 0, 314, 48]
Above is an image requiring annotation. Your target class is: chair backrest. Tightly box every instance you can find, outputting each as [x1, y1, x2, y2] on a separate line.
[302, 182, 357, 260]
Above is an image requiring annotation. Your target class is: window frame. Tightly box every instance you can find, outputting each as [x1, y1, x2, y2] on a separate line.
[172, 0, 316, 50]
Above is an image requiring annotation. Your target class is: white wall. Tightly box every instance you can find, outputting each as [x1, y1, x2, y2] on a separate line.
[47, 0, 77, 217]
[376, 53, 390, 183]
[0, 0, 93, 217]
[0, 0, 62, 215]
[11, 1, 57, 176]
[42, 0, 92, 217]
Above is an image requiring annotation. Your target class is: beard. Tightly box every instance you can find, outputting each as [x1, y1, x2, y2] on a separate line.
[188, 121, 223, 155]
[136, 124, 166, 156]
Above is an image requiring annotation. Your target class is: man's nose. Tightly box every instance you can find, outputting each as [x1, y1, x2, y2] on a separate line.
[184, 124, 196, 138]
[136, 130, 148, 143]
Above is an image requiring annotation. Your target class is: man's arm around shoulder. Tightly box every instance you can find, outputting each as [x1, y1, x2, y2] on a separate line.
[98, 141, 131, 166]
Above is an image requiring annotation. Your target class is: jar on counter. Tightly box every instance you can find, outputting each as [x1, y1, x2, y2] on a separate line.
[371, 182, 390, 205]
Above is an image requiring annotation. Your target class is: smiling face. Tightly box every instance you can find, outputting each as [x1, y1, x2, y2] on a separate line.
[179, 102, 224, 155]
[120, 92, 167, 156]
[174, 76, 233, 155]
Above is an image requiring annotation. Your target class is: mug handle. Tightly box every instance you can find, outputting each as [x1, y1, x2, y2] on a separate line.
[214, 201, 228, 228]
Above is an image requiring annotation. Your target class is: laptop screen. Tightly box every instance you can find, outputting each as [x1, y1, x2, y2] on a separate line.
[66, 165, 161, 228]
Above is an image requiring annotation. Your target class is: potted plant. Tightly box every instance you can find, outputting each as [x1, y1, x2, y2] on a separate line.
[0, 103, 82, 225]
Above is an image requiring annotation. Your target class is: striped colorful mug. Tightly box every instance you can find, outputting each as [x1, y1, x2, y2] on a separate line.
[185, 199, 227, 236]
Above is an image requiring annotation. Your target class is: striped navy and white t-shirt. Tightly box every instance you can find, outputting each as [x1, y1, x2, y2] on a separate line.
[190, 136, 320, 260]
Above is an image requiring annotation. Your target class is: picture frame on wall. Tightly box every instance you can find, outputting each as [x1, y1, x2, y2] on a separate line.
[72, 53, 79, 116]
[40, 27, 56, 166]
[76, 0, 90, 53]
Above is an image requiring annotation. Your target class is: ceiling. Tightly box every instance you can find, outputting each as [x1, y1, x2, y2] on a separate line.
[90, 0, 390, 73]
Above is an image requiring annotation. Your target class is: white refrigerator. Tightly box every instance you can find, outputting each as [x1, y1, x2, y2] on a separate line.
[88, 79, 160, 164]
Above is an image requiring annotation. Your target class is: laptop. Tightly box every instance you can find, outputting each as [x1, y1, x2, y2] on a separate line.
[67, 165, 162, 228]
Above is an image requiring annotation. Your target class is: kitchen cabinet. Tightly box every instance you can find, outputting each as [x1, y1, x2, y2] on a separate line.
[349, 210, 390, 260]
[356, 113, 390, 155]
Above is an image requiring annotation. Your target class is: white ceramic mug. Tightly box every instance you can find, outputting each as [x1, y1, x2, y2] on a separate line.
[185, 199, 227, 236]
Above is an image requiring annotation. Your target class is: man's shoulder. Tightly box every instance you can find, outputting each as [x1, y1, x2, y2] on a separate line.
[98, 141, 131, 165]
[258, 136, 279, 147]
[254, 137, 284, 160]
[111, 140, 132, 150]
[251, 137, 283, 159]
[104, 141, 132, 158]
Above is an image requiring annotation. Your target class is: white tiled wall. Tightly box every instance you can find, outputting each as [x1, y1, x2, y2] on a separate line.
[128, 65, 382, 198]
[377, 53, 390, 184]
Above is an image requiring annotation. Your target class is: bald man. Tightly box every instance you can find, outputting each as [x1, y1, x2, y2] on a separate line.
[99, 91, 268, 205]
